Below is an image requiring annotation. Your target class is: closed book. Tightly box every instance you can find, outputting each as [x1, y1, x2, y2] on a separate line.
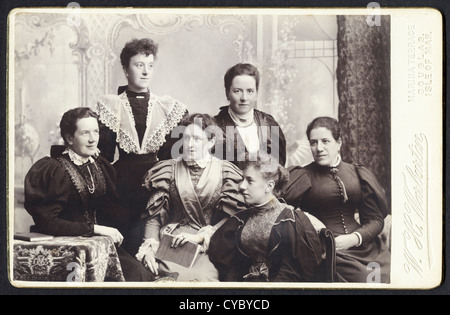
[14, 232, 54, 242]
[155, 233, 201, 268]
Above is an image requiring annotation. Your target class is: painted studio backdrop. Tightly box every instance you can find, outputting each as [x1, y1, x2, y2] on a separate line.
[12, 11, 391, 234]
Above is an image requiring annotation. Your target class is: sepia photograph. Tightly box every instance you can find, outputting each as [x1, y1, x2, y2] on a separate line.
[6, 6, 443, 291]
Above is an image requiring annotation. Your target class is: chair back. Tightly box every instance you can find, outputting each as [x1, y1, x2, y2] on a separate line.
[318, 228, 337, 282]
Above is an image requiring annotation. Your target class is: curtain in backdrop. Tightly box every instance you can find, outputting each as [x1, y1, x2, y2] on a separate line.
[336, 15, 391, 210]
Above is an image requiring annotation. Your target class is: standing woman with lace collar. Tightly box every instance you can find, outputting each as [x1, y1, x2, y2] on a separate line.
[94, 38, 188, 256]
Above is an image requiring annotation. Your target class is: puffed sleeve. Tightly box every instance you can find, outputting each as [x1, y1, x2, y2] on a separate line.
[141, 159, 176, 240]
[216, 161, 246, 219]
[354, 164, 389, 245]
[24, 157, 94, 236]
[281, 165, 312, 209]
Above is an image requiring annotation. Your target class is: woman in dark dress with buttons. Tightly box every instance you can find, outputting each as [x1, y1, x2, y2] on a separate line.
[94, 38, 188, 255]
[282, 117, 390, 283]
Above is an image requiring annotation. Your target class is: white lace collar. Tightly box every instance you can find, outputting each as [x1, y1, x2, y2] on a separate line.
[63, 148, 94, 166]
[95, 92, 187, 155]
[329, 154, 342, 168]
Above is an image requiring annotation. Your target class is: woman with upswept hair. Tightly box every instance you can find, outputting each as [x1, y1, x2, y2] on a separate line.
[282, 116, 391, 283]
[136, 113, 246, 281]
[24, 107, 156, 281]
[209, 155, 322, 282]
[94, 38, 188, 256]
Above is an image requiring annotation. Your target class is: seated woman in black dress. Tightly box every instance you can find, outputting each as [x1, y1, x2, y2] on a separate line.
[208, 155, 323, 282]
[214, 63, 287, 167]
[24, 107, 155, 281]
[282, 116, 391, 283]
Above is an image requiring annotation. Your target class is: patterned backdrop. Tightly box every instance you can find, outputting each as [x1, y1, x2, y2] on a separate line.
[336, 15, 391, 210]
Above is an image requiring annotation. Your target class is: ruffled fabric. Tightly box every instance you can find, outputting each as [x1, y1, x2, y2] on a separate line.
[94, 92, 187, 155]
[141, 158, 245, 231]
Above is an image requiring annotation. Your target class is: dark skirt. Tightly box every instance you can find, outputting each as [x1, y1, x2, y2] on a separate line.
[114, 153, 158, 256]
[336, 236, 390, 283]
[117, 246, 156, 281]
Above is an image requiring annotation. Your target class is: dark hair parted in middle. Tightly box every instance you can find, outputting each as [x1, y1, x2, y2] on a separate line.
[60, 107, 99, 145]
[224, 63, 260, 94]
[241, 154, 290, 197]
[120, 38, 159, 68]
[306, 116, 341, 141]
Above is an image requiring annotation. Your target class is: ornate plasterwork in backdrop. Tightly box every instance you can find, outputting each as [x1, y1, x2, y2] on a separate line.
[13, 12, 255, 174]
[14, 12, 254, 108]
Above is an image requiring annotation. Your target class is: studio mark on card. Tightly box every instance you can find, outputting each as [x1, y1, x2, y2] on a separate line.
[402, 133, 430, 277]
[179, 299, 270, 312]
[407, 24, 434, 103]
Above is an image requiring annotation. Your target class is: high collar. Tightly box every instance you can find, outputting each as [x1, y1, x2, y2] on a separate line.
[228, 106, 255, 127]
[183, 154, 213, 169]
[314, 154, 342, 173]
[251, 197, 279, 214]
[63, 148, 95, 166]
[329, 154, 342, 168]
[126, 88, 150, 99]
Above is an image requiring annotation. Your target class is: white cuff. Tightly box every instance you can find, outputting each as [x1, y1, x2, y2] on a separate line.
[353, 232, 363, 247]
[135, 238, 160, 262]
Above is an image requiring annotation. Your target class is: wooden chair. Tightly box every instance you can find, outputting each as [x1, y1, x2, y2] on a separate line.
[312, 228, 337, 282]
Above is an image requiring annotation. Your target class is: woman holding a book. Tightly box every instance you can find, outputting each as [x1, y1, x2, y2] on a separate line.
[208, 155, 323, 282]
[136, 113, 245, 281]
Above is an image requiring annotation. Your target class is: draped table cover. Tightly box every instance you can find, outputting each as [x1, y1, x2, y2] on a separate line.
[13, 236, 125, 282]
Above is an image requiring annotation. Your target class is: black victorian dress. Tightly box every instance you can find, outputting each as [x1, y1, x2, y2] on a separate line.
[209, 198, 323, 282]
[214, 106, 287, 167]
[282, 161, 391, 283]
[24, 146, 156, 281]
[95, 88, 188, 255]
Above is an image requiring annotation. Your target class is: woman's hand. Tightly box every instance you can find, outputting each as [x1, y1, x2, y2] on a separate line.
[171, 232, 204, 248]
[93, 225, 124, 246]
[335, 233, 360, 251]
[136, 238, 160, 275]
[143, 248, 159, 276]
